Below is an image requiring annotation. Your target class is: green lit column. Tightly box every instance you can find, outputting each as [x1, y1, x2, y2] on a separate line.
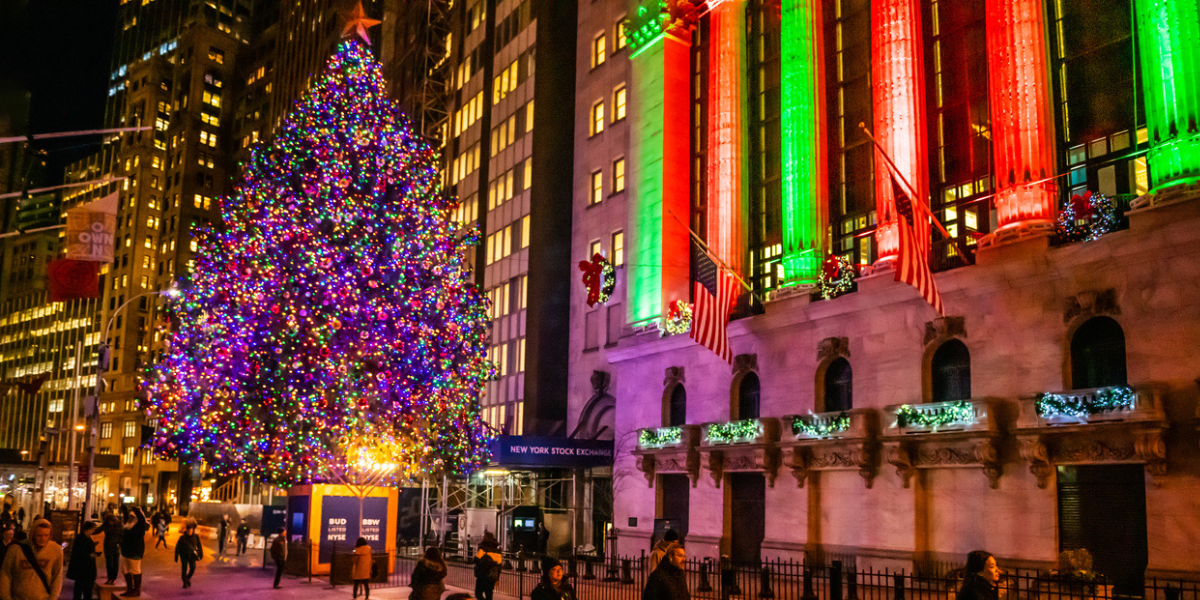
[1136, 0, 1200, 191]
[779, 0, 825, 286]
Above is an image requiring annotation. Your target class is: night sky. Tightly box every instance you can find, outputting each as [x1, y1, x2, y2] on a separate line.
[1, 0, 118, 180]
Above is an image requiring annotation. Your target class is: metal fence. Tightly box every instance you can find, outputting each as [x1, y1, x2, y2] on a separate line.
[282, 545, 1200, 600]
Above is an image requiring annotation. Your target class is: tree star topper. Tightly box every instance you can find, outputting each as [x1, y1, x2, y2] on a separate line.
[342, 1, 381, 43]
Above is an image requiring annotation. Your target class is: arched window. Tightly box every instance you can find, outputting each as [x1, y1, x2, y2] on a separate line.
[931, 339, 971, 402]
[823, 358, 853, 413]
[668, 384, 687, 426]
[737, 373, 760, 420]
[1071, 317, 1127, 389]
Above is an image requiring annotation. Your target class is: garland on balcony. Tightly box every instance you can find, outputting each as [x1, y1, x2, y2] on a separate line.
[1056, 191, 1118, 243]
[817, 255, 855, 300]
[707, 419, 759, 443]
[895, 400, 973, 429]
[638, 427, 682, 448]
[660, 299, 693, 336]
[791, 412, 851, 438]
[1035, 386, 1135, 419]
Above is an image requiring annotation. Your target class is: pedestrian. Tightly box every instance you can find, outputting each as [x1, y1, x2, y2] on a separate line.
[99, 514, 122, 585]
[536, 522, 549, 555]
[474, 530, 502, 600]
[408, 546, 447, 600]
[0, 518, 64, 600]
[218, 515, 230, 555]
[269, 527, 286, 589]
[0, 524, 15, 561]
[16, 508, 25, 528]
[117, 506, 148, 597]
[154, 519, 169, 550]
[957, 550, 1001, 600]
[67, 521, 101, 600]
[174, 521, 203, 589]
[642, 544, 688, 600]
[531, 557, 575, 600]
[648, 530, 679, 573]
[351, 537, 373, 600]
[236, 520, 251, 555]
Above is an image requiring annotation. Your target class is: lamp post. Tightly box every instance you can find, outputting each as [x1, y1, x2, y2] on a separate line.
[83, 286, 178, 520]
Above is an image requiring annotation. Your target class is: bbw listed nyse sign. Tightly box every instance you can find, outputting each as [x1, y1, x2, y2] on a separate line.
[66, 211, 116, 263]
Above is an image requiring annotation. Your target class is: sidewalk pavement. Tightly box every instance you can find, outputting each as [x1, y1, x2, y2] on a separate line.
[60, 517, 519, 600]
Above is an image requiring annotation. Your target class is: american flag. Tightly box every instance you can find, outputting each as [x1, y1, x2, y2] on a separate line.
[690, 240, 741, 363]
[891, 174, 944, 315]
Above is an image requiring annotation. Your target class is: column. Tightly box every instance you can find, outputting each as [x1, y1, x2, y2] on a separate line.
[871, 0, 929, 261]
[780, 0, 826, 286]
[1135, 0, 1200, 191]
[987, 0, 1058, 230]
[628, 13, 693, 323]
[706, 0, 748, 276]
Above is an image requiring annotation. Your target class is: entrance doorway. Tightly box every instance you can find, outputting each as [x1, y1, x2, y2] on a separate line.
[658, 474, 690, 541]
[1057, 465, 1147, 597]
[728, 472, 765, 563]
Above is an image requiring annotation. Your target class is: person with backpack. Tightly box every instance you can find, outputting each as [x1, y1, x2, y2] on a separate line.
[66, 522, 100, 600]
[118, 507, 148, 597]
[351, 537, 373, 599]
[174, 521, 203, 588]
[269, 528, 286, 589]
[0, 518, 64, 600]
[474, 531, 502, 600]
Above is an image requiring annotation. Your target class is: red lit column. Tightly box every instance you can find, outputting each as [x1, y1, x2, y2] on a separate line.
[706, 0, 747, 275]
[871, 0, 929, 261]
[986, 0, 1057, 231]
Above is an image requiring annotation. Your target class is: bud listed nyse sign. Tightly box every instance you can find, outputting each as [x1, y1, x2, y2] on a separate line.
[65, 210, 116, 263]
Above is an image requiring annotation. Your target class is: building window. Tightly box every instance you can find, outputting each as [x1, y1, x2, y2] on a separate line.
[1070, 317, 1127, 389]
[931, 339, 971, 402]
[123, 420, 138, 438]
[590, 170, 603, 205]
[667, 384, 686, 426]
[612, 231, 624, 267]
[612, 157, 626, 192]
[737, 372, 761, 420]
[613, 86, 627, 122]
[823, 357, 852, 412]
[521, 215, 531, 248]
[589, 240, 602, 258]
[100, 422, 113, 439]
[592, 32, 606, 68]
[615, 19, 628, 50]
[590, 101, 605, 136]
[123, 446, 136, 465]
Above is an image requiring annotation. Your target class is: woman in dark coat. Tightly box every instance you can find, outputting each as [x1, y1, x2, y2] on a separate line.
[67, 521, 101, 600]
[642, 544, 689, 600]
[408, 546, 448, 600]
[957, 550, 1001, 600]
[530, 557, 576, 600]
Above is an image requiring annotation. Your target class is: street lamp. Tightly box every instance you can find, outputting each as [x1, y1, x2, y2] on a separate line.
[82, 285, 179, 519]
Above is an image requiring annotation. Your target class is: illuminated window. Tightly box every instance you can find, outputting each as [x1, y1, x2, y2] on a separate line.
[207, 47, 224, 64]
[526, 101, 534, 132]
[592, 33, 606, 68]
[123, 420, 137, 438]
[521, 215, 531, 248]
[612, 157, 625, 193]
[590, 170, 603, 204]
[612, 231, 624, 266]
[613, 86, 627, 122]
[615, 20, 628, 50]
[123, 447, 136, 465]
[590, 240, 602, 258]
[590, 101, 605, 136]
[100, 422, 113, 439]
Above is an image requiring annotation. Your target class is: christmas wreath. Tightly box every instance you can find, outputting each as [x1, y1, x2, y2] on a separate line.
[817, 254, 855, 299]
[579, 253, 616, 306]
[661, 299, 693, 336]
[1056, 191, 1119, 243]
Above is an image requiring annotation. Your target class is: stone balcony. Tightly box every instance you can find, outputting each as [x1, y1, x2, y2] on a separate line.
[632, 424, 701, 487]
[881, 397, 1006, 488]
[779, 409, 879, 488]
[1011, 385, 1168, 487]
[697, 418, 781, 487]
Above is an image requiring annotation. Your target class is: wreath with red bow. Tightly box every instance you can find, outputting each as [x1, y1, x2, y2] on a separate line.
[1056, 191, 1118, 243]
[817, 255, 855, 300]
[579, 253, 616, 307]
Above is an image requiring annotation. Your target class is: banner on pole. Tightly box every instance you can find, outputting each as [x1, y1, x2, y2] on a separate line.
[65, 192, 117, 262]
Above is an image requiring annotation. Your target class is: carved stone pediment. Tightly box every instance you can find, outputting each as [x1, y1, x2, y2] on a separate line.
[923, 316, 966, 346]
[663, 366, 685, 387]
[1012, 386, 1168, 486]
[781, 409, 879, 488]
[817, 337, 850, 362]
[881, 398, 1006, 488]
[732, 353, 758, 376]
[1063, 288, 1120, 324]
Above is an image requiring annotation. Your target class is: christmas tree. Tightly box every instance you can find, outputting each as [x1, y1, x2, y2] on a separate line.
[142, 35, 495, 488]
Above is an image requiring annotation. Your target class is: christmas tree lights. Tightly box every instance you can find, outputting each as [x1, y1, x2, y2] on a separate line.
[142, 39, 494, 488]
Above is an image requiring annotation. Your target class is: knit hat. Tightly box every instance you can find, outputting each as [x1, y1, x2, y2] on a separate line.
[541, 557, 562, 574]
[31, 518, 51, 531]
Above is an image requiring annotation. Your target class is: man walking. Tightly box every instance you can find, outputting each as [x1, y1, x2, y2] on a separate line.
[269, 528, 286, 589]
[99, 514, 122, 585]
[0, 518, 64, 600]
[235, 520, 251, 556]
[217, 515, 229, 555]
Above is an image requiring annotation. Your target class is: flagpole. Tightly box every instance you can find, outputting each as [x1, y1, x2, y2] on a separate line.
[0, 126, 153, 145]
[665, 209, 767, 306]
